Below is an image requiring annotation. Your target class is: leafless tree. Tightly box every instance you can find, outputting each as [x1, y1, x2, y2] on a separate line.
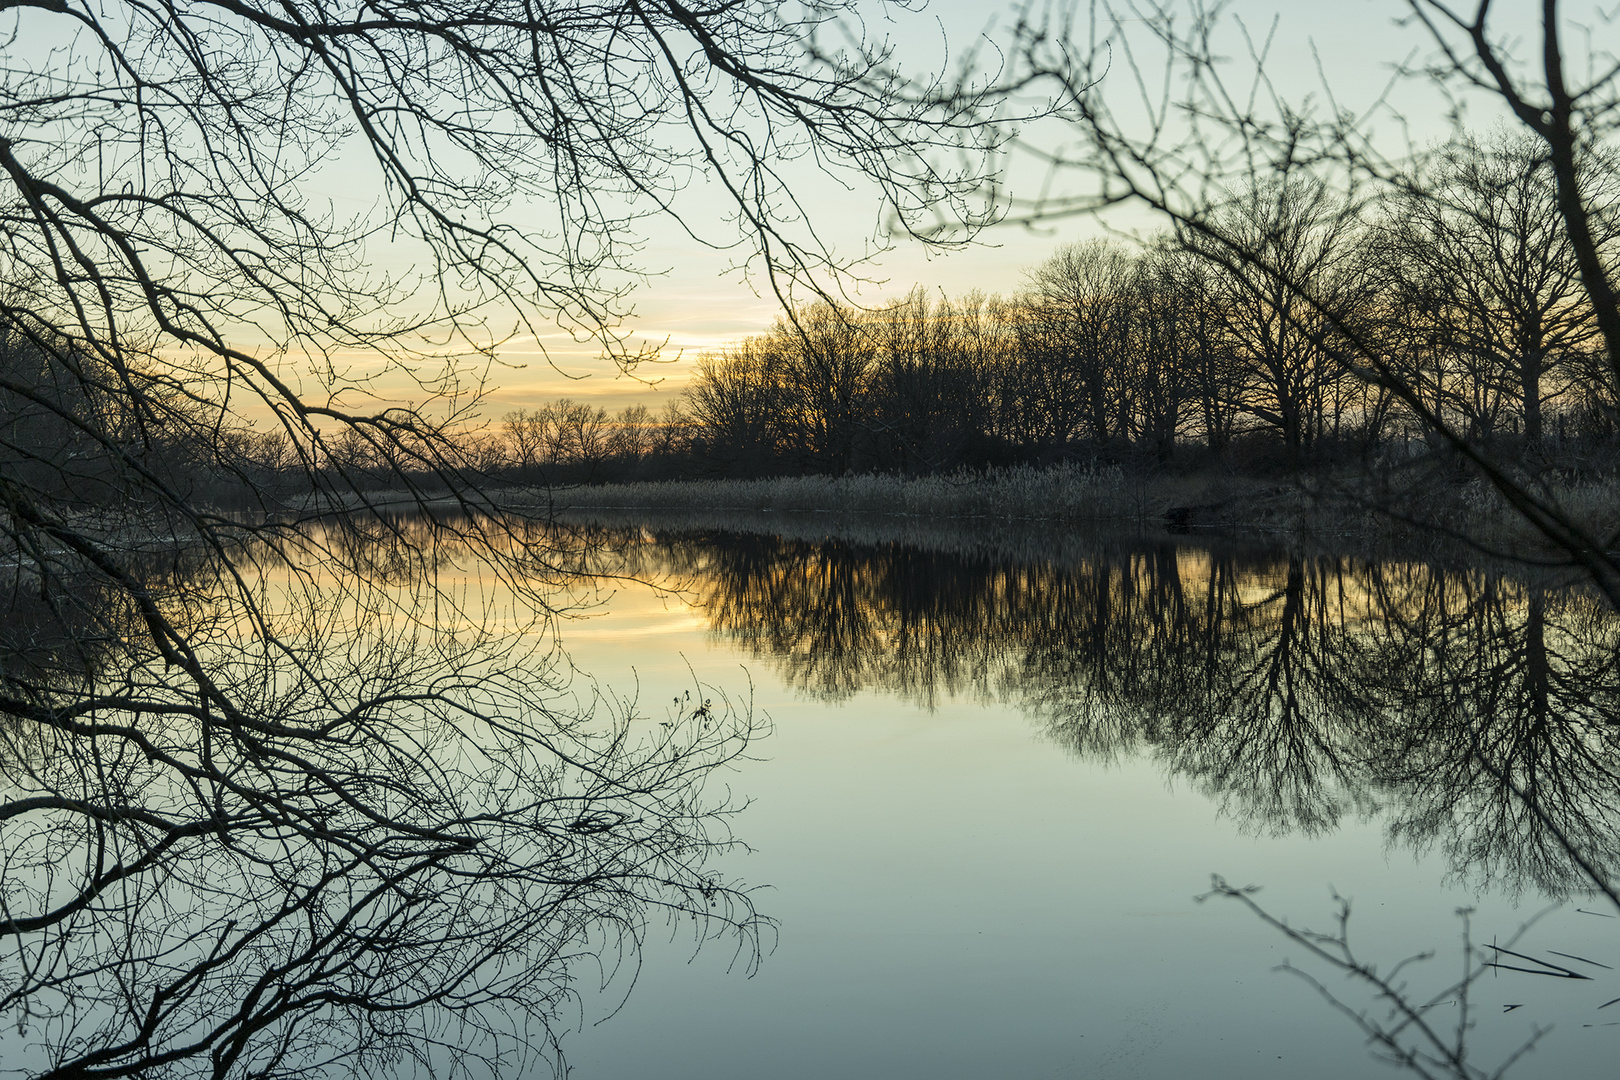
[0, 0, 1014, 1073]
[1006, 4, 1620, 1069]
[1136, 242, 1237, 456]
[1017, 239, 1139, 449]
[1369, 132, 1612, 446]
[1175, 177, 1369, 462]
[650, 399, 696, 459]
[1011, 0, 1620, 593]
[773, 301, 874, 473]
[863, 288, 1000, 473]
[556, 398, 613, 476]
[684, 338, 784, 472]
[502, 408, 551, 473]
[608, 403, 656, 465]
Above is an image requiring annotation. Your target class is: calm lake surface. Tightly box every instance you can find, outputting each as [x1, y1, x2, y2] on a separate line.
[543, 520, 1619, 1080]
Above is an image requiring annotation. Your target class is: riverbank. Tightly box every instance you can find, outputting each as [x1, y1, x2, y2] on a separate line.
[516, 464, 1296, 528]
[498, 463, 1620, 554]
[295, 461, 1620, 566]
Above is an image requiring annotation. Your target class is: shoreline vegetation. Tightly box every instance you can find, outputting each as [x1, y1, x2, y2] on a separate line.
[318, 463, 1618, 565]
[487, 137, 1620, 502]
[113, 130, 1620, 584]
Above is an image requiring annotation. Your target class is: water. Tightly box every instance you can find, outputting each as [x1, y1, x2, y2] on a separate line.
[553, 522, 1620, 1079]
[6, 515, 1616, 1079]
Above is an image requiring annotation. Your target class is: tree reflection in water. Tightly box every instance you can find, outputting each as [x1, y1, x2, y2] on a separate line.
[647, 526, 1620, 898]
[0, 517, 766, 1079]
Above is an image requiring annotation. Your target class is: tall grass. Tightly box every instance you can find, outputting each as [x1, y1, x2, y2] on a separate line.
[525, 464, 1147, 522]
[484, 462, 1620, 553]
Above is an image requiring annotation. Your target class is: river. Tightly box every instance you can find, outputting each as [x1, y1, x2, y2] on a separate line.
[533, 519, 1620, 1080]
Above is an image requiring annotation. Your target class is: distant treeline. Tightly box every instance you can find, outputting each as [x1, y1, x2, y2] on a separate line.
[23, 132, 1607, 501]
[489, 132, 1620, 483]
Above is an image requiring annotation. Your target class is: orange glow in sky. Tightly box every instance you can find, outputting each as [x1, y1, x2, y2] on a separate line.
[277, 0, 1524, 423]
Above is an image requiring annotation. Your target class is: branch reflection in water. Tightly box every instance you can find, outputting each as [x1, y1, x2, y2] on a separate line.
[618, 519, 1620, 899]
[598, 516, 1620, 1074]
[0, 512, 766, 1079]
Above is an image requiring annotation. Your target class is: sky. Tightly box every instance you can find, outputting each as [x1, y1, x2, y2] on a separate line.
[298, 0, 1572, 420]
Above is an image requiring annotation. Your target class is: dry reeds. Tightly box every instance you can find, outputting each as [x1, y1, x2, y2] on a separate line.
[522, 464, 1143, 523]
[483, 462, 1620, 557]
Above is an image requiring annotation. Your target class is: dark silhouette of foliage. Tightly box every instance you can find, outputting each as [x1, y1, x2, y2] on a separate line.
[0, 0, 1012, 1073]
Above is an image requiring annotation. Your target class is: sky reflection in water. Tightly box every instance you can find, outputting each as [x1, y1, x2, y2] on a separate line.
[560, 525, 1620, 1080]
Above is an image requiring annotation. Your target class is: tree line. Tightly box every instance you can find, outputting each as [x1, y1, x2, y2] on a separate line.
[487, 133, 1616, 482]
[22, 133, 1606, 498]
[154, 133, 1615, 493]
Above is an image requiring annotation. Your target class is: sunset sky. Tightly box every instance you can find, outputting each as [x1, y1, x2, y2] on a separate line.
[306, 0, 1548, 421]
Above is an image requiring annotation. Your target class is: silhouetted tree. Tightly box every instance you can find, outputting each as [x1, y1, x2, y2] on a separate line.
[0, 0, 1012, 1071]
[1014, 0, 1620, 593]
[1017, 240, 1139, 450]
[1189, 180, 1366, 462]
[685, 340, 784, 474]
[1371, 133, 1610, 446]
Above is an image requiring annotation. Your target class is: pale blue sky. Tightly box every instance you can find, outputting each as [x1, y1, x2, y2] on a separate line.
[255, 0, 1580, 418]
[18, 0, 1576, 417]
[481, 0, 1554, 415]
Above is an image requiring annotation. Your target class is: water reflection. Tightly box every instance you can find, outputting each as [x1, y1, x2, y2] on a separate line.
[0, 516, 764, 1079]
[641, 528, 1620, 898]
